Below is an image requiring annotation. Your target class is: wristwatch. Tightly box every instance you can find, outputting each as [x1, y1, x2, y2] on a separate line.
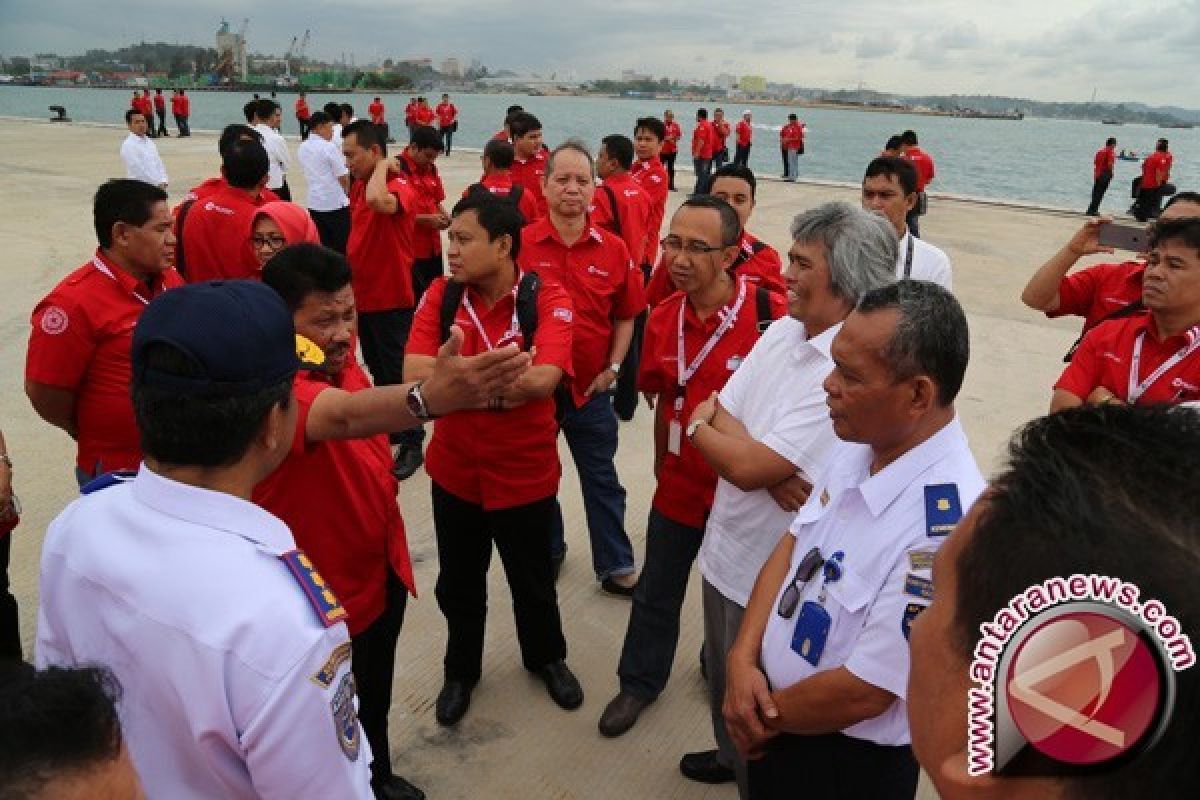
[405, 381, 435, 421]
[686, 419, 706, 440]
[608, 362, 622, 375]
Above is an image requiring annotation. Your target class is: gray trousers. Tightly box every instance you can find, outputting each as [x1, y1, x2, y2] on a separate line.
[702, 578, 750, 798]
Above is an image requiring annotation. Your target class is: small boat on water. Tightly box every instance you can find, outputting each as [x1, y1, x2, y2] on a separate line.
[1102, 119, 1124, 125]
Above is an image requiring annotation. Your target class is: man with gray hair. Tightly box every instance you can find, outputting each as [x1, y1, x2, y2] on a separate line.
[676, 202, 897, 791]
[723, 280, 983, 799]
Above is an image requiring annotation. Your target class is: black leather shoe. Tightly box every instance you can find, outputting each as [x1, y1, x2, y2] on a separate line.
[597, 691, 650, 737]
[679, 749, 735, 784]
[537, 660, 583, 710]
[391, 443, 424, 481]
[435, 680, 474, 726]
[372, 773, 427, 800]
[600, 575, 637, 596]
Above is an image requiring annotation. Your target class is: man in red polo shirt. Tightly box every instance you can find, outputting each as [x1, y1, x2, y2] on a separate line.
[403, 97, 417, 135]
[398, 125, 450, 304]
[414, 97, 435, 128]
[435, 93, 458, 155]
[180, 137, 271, 282]
[692, 108, 715, 194]
[342, 118, 427, 480]
[26, 180, 182, 485]
[1052, 217, 1200, 410]
[152, 89, 168, 137]
[632, 117, 670, 269]
[733, 110, 753, 167]
[170, 89, 190, 137]
[509, 111, 549, 218]
[466, 139, 542, 224]
[295, 91, 311, 140]
[900, 129, 934, 236]
[780, 114, 804, 181]
[662, 110, 681, 191]
[646, 164, 785, 307]
[711, 108, 731, 170]
[1087, 136, 1117, 216]
[257, 242, 530, 800]
[518, 141, 644, 592]
[1134, 138, 1174, 222]
[1022, 192, 1200, 340]
[405, 193, 582, 726]
[598, 195, 784, 738]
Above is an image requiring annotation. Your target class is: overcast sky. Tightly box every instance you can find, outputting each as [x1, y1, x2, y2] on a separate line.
[2, 0, 1197, 107]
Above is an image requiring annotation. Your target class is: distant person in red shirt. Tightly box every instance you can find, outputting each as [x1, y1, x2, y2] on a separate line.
[692, 108, 715, 194]
[662, 109, 682, 191]
[597, 194, 784, 739]
[492, 104, 524, 143]
[25, 180, 182, 485]
[414, 97, 435, 127]
[342, 118, 428, 480]
[368, 96, 391, 143]
[404, 97, 417, 134]
[295, 91, 311, 140]
[1052, 217, 1200, 409]
[170, 88, 190, 137]
[881, 134, 903, 157]
[466, 138, 542, 224]
[733, 110, 753, 168]
[1087, 136, 1117, 216]
[405, 193, 583, 728]
[631, 116, 670, 270]
[152, 89, 168, 137]
[1134, 138, 1174, 222]
[779, 113, 805, 181]
[435, 93, 458, 155]
[509, 111, 550, 217]
[711, 108, 731, 170]
[398, 125, 451, 304]
[900, 129, 934, 236]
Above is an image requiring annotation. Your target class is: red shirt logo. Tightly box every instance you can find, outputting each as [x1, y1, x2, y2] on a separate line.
[40, 306, 69, 335]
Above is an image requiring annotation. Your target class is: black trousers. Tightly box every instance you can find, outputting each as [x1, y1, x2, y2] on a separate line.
[780, 146, 789, 177]
[297, 116, 310, 140]
[0, 534, 19, 661]
[351, 570, 408, 781]
[1135, 185, 1164, 221]
[733, 144, 751, 167]
[1087, 171, 1112, 215]
[155, 109, 168, 136]
[663, 152, 677, 189]
[358, 308, 422, 447]
[613, 300, 648, 420]
[310, 207, 351, 254]
[441, 128, 454, 155]
[273, 179, 292, 203]
[411, 255, 444, 304]
[431, 484, 566, 685]
[174, 114, 190, 136]
[906, 192, 926, 238]
[748, 732, 919, 800]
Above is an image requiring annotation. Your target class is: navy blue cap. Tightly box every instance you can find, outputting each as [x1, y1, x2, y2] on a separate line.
[132, 280, 299, 397]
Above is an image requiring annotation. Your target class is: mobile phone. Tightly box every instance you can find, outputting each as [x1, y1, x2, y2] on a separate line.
[1097, 222, 1150, 252]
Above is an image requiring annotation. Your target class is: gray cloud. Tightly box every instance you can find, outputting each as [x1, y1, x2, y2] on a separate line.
[856, 32, 901, 59]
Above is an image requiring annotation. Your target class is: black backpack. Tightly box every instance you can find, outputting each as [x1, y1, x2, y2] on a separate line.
[599, 184, 622, 237]
[1063, 301, 1144, 362]
[464, 181, 526, 214]
[439, 272, 541, 349]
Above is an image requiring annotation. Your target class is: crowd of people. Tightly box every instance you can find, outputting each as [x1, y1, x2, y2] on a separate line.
[2, 96, 1198, 800]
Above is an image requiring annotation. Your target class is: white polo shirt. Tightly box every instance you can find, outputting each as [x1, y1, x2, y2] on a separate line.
[36, 467, 373, 799]
[298, 135, 350, 212]
[120, 132, 168, 186]
[897, 230, 952, 289]
[760, 416, 984, 746]
[253, 123, 291, 191]
[698, 316, 840, 607]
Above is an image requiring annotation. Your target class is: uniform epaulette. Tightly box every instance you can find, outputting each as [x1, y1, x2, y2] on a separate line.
[80, 471, 137, 495]
[924, 483, 963, 537]
[280, 550, 347, 628]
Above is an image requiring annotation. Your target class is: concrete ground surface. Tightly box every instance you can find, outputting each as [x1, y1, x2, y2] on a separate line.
[0, 118, 1103, 798]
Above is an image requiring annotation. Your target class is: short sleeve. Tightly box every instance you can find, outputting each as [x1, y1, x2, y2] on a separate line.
[761, 396, 838, 482]
[26, 293, 96, 390]
[327, 144, 349, 178]
[1054, 326, 1106, 399]
[533, 283, 575, 378]
[637, 305, 673, 395]
[387, 178, 414, 216]
[292, 377, 331, 455]
[610, 239, 645, 319]
[1052, 266, 1103, 319]
[842, 549, 924, 700]
[405, 278, 446, 358]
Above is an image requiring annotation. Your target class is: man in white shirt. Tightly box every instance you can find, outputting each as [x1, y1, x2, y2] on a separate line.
[119, 109, 168, 189]
[253, 99, 293, 202]
[679, 203, 897, 793]
[862, 157, 952, 289]
[297, 110, 351, 253]
[723, 280, 984, 800]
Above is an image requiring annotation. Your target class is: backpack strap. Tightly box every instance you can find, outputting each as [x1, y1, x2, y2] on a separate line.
[1062, 301, 1145, 362]
[510, 183, 525, 205]
[439, 279, 467, 343]
[514, 271, 541, 350]
[600, 184, 622, 236]
[173, 199, 196, 279]
[755, 285, 774, 333]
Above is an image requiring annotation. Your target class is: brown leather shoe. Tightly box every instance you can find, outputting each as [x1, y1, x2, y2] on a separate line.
[597, 691, 650, 737]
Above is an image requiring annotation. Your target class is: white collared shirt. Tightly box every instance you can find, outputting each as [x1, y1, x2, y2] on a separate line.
[699, 316, 841, 607]
[897, 230, 952, 289]
[760, 417, 984, 746]
[253, 123, 291, 190]
[120, 132, 168, 186]
[298, 135, 349, 211]
[35, 467, 373, 799]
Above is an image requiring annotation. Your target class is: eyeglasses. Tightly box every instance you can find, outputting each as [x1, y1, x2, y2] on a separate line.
[252, 234, 287, 251]
[660, 237, 723, 256]
[777, 547, 824, 619]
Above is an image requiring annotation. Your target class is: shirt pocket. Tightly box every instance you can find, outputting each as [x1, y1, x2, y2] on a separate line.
[821, 568, 875, 663]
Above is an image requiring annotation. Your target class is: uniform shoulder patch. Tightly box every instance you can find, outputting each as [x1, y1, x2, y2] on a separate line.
[80, 471, 137, 495]
[311, 641, 353, 688]
[924, 483, 963, 537]
[330, 672, 361, 762]
[280, 550, 348, 628]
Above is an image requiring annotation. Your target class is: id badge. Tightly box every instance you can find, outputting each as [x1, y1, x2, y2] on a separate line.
[667, 419, 682, 456]
[790, 601, 831, 667]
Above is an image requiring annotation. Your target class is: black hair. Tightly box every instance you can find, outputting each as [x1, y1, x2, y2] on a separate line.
[306, 110, 331, 128]
[884, 134, 903, 151]
[601, 134, 635, 170]
[679, 194, 741, 246]
[508, 111, 542, 139]
[1149, 217, 1200, 253]
[409, 124, 441, 150]
[93, 179, 168, 249]
[1157, 138, 1169, 151]
[451, 193, 525, 260]
[254, 98, 279, 121]
[0, 664, 125, 798]
[222, 138, 270, 189]
[900, 129, 918, 146]
[1164, 191, 1200, 211]
[322, 101, 341, 120]
[133, 340, 292, 467]
[218, 123, 262, 159]
[339, 103, 354, 120]
[1106, 136, 1118, 147]
[710, 163, 758, 200]
[634, 116, 666, 142]
[505, 104, 524, 117]
[124, 108, 143, 125]
[857, 280, 969, 406]
[864, 156, 919, 196]
[696, 108, 708, 120]
[787, 113, 798, 121]
[262, 243, 353, 312]
[242, 100, 257, 123]
[483, 138, 515, 170]
[343, 119, 386, 156]
[956, 405, 1200, 800]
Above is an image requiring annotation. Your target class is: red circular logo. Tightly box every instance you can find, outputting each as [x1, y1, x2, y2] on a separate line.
[1005, 611, 1164, 766]
[40, 306, 69, 335]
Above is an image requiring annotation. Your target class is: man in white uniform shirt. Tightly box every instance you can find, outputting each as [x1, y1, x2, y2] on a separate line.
[679, 203, 897, 793]
[298, 110, 351, 253]
[862, 157, 952, 289]
[253, 99, 293, 201]
[724, 280, 984, 800]
[120, 109, 168, 189]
